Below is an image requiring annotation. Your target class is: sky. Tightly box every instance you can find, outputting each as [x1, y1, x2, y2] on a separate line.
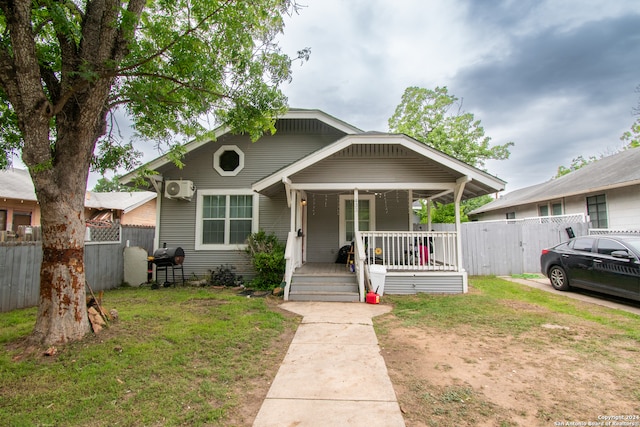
[271, 0, 640, 193]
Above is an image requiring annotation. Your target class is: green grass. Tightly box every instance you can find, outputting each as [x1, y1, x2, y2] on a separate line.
[0, 287, 298, 427]
[383, 276, 640, 341]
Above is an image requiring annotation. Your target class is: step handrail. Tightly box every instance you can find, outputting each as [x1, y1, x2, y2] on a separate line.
[354, 231, 367, 302]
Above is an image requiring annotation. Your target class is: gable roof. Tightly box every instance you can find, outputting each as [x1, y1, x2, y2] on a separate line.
[470, 147, 640, 215]
[252, 133, 506, 203]
[0, 168, 156, 212]
[0, 168, 38, 201]
[120, 108, 363, 184]
[84, 191, 156, 213]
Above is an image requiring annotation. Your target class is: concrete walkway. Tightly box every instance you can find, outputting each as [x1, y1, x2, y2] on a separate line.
[253, 302, 406, 427]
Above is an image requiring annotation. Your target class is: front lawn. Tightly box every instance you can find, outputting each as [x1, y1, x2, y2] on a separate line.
[0, 287, 299, 426]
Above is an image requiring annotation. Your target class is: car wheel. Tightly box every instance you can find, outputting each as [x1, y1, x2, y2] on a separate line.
[548, 265, 570, 291]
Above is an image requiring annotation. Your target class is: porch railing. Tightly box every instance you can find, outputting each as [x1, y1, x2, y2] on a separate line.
[282, 231, 299, 301]
[359, 231, 459, 271]
[354, 231, 367, 302]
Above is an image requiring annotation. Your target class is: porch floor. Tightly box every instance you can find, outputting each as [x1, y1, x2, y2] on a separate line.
[296, 262, 352, 275]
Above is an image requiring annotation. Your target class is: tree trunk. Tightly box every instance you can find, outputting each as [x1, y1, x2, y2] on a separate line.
[0, 0, 146, 346]
[26, 98, 108, 346]
[28, 139, 95, 345]
[30, 197, 91, 345]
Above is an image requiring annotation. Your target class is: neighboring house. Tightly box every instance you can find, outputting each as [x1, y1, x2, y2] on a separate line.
[469, 147, 640, 230]
[0, 168, 40, 237]
[121, 109, 505, 300]
[0, 168, 157, 238]
[84, 191, 157, 227]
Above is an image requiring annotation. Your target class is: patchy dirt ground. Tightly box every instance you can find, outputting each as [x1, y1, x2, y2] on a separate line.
[232, 296, 640, 427]
[376, 308, 640, 427]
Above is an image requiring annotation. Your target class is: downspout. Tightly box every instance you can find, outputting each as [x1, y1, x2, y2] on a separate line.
[454, 176, 471, 292]
[148, 175, 163, 253]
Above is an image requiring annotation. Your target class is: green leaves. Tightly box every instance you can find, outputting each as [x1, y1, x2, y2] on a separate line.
[1, 0, 302, 174]
[389, 86, 514, 169]
[118, 0, 295, 146]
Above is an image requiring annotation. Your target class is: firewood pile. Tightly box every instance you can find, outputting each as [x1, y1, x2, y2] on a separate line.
[86, 284, 118, 334]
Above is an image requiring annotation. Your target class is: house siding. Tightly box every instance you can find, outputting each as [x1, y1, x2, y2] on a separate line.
[304, 191, 411, 263]
[121, 199, 157, 226]
[473, 183, 640, 230]
[384, 272, 465, 294]
[603, 185, 640, 229]
[0, 200, 40, 231]
[306, 192, 340, 263]
[155, 120, 346, 278]
[292, 146, 457, 184]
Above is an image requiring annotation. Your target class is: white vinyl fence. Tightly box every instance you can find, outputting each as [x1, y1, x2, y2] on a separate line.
[429, 219, 590, 276]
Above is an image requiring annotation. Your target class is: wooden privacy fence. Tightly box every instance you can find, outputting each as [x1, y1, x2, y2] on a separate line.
[431, 220, 590, 276]
[0, 225, 154, 313]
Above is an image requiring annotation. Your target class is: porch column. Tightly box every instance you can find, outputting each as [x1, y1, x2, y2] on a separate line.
[289, 189, 297, 233]
[408, 190, 413, 229]
[454, 176, 471, 279]
[353, 188, 359, 235]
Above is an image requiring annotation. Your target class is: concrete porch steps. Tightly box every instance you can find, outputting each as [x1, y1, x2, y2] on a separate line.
[289, 271, 360, 302]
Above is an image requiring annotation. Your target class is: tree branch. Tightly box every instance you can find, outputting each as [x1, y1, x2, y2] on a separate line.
[115, 0, 234, 75]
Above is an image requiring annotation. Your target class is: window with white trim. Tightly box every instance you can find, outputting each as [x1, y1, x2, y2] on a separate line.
[538, 205, 549, 217]
[213, 145, 244, 176]
[586, 194, 607, 228]
[539, 201, 563, 217]
[195, 190, 258, 250]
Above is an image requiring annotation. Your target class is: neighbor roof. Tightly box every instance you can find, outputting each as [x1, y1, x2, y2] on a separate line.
[470, 147, 640, 215]
[0, 168, 38, 201]
[84, 191, 156, 213]
[0, 168, 156, 212]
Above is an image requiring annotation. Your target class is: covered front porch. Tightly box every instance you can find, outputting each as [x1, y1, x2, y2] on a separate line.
[252, 134, 505, 302]
[285, 227, 466, 302]
[283, 214, 466, 301]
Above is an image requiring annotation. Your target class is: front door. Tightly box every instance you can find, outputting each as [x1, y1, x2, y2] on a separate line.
[339, 195, 375, 247]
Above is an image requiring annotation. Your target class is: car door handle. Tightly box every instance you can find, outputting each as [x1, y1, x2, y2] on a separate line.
[561, 254, 569, 258]
[593, 259, 603, 263]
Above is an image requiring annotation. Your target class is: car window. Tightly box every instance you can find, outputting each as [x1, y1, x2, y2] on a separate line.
[624, 238, 640, 254]
[596, 239, 626, 256]
[572, 237, 595, 252]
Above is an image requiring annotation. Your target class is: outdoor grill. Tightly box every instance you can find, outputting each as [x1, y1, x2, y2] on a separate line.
[152, 247, 185, 267]
[151, 246, 185, 286]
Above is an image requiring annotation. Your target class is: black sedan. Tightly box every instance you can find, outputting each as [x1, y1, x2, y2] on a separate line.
[540, 234, 640, 301]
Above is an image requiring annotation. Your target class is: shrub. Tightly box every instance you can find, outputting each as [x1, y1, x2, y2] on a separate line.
[246, 231, 285, 290]
[209, 264, 243, 287]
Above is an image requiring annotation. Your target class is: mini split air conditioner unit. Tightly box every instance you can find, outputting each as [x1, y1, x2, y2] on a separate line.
[164, 180, 195, 201]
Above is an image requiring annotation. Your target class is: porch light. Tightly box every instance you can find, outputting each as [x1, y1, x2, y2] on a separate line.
[301, 199, 307, 206]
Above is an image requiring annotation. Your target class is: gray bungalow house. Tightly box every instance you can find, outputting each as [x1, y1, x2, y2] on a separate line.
[469, 146, 640, 231]
[121, 109, 505, 301]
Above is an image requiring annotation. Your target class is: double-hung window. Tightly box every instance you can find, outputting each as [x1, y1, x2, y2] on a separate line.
[196, 190, 258, 250]
[586, 194, 608, 228]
